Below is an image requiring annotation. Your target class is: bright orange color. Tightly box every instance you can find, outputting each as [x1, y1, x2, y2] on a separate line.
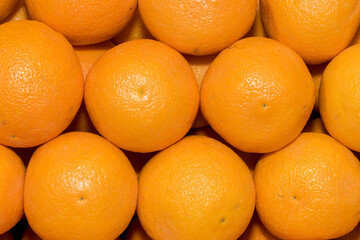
[238, 212, 280, 240]
[138, 0, 257, 55]
[188, 126, 261, 174]
[337, 223, 360, 240]
[0, 0, 30, 23]
[0, 20, 83, 148]
[351, 27, 360, 45]
[303, 117, 328, 134]
[85, 39, 199, 153]
[64, 102, 97, 133]
[260, 0, 360, 65]
[112, 7, 153, 45]
[254, 132, 360, 239]
[137, 135, 256, 240]
[201, 37, 315, 153]
[25, 0, 137, 45]
[74, 40, 115, 79]
[24, 132, 138, 240]
[308, 62, 328, 112]
[0, 232, 14, 240]
[0, 0, 18, 21]
[185, 54, 217, 128]
[0, 145, 25, 234]
[319, 43, 360, 152]
[125, 217, 152, 240]
[245, 3, 267, 38]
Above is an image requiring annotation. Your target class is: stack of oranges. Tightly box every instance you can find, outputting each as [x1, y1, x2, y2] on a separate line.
[1, 0, 360, 240]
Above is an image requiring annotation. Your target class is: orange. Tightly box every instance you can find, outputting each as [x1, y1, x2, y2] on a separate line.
[24, 132, 138, 240]
[74, 40, 115, 80]
[245, 3, 267, 38]
[112, 7, 153, 45]
[0, 232, 14, 240]
[0, 145, 25, 234]
[302, 117, 328, 134]
[188, 126, 261, 174]
[184, 54, 217, 128]
[238, 212, 280, 240]
[0, 0, 18, 21]
[308, 62, 328, 112]
[13, 146, 37, 167]
[137, 135, 255, 240]
[337, 223, 360, 240]
[64, 102, 97, 133]
[254, 132, 360, 239]
[124, 217, 151, 240]
[260, 0, 360, 65]
[85, 39, 199, 153]
[351, 27, 360, 45]
[138, 0, 257, 55]
[201, 37, 315, 153]
[25, 0, 137, 45]
[21, 225, 121, 240]
[0, 20, 83, 148]
[319, 43, 360, 152]
[0, 0, 30, 23]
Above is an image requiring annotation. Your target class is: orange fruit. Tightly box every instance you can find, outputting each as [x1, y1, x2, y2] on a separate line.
[0, 0, 18, 21]
[85, 39, 199, 153]
[302, 117, 328, 134]
[24, 132, 138, 240]
[245, 3, 267, 38]
[238, 212, 280, 240]
[201, 37, 315, 153]
[0, 145, 25, 234]
[25, 0, 137, 45]
[337, 223, 360, 240]
[185, 54, 217, 128]
[0, 20, 83, 148]
[351, 26, 360, 45]
[112, 7, 153, 45]
[254, 132, 360, 239]
[260, 0, 360, 65]
[138, 0, 257, 55]
[74, 40, 115, 80]
[124, 217, 151, 240]
[64, 102, 97, 133]
[0, 0, 30, 23]
[319, 43, 360, 151]
[188, 126, 261, 174]
[0, 232, 14, 240]
[308, 62, 328, 112]
[137, 135, 255, 240]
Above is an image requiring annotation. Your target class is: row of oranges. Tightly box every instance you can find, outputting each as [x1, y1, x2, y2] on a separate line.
[1, 0, 360, 240]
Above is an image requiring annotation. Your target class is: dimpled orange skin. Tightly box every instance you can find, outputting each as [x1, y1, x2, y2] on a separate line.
[85, 39, 199, 153]
[201, 37, 315, 153]
[0, 0, 18, 21]
[260, 0, 360, 65]
[319, 44, 360, 152]
[254, 133, 360, 240]
[24, 132, 138, 240]
[138, 0, 257, 55]
[0, 145, 25, 234]
[25, 0, 137, 45]
[137, 135, 256, 240]
[308, 62, 328, 112]
[0, 20, 83, 148]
